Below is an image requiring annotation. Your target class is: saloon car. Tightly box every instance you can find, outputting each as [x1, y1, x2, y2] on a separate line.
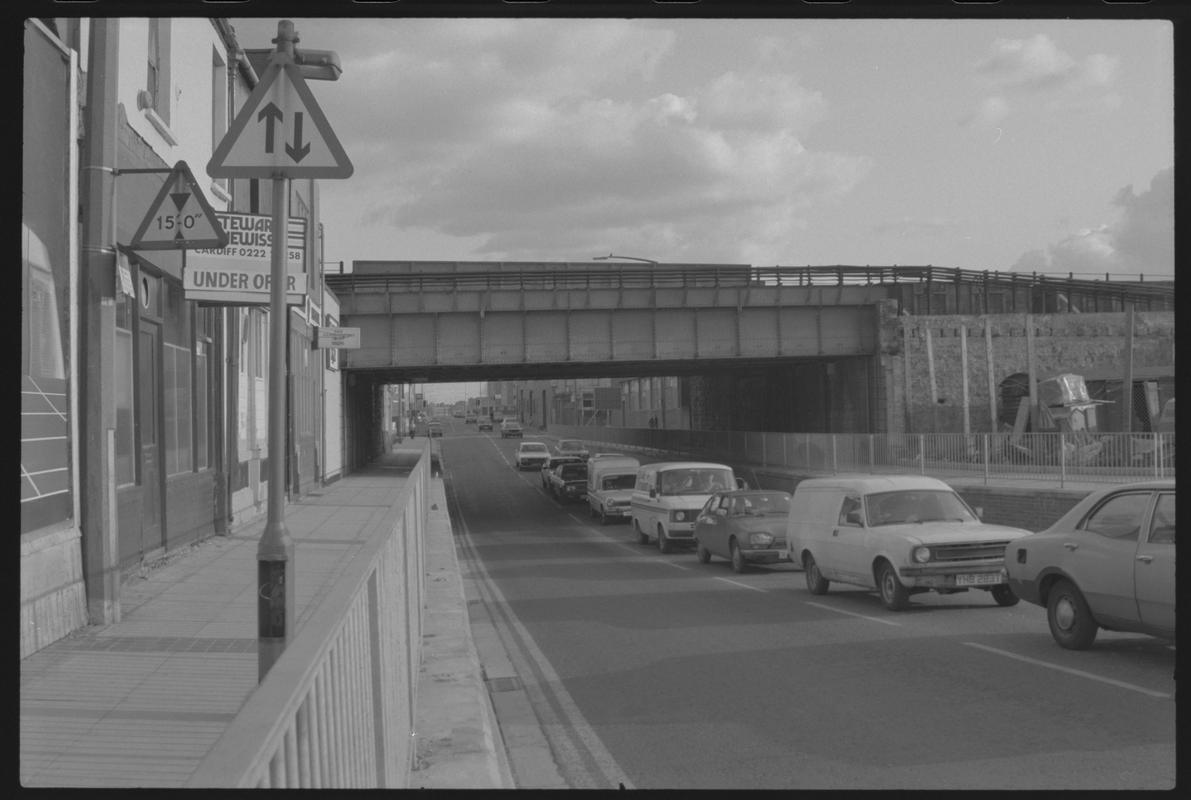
[1004, 480, 1175, 649]
[514, 441, 550, 470]
[427, 421, 444, 438]
[786, 475, 1032, 611]
[500, 419, 524, 438]
[555, 439, 590, 461]
[546, 462, 588, 503]
[694, 490, 792, 573]
[540, 455, 584, 489]
[478, 418, 493, 431]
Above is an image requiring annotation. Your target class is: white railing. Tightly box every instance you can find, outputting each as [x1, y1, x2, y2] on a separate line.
[551, 427, 1174, 489]
[187, 448, 429, 788]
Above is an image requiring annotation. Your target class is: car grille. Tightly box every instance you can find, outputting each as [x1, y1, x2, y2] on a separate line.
[931, 541, 1011, 562]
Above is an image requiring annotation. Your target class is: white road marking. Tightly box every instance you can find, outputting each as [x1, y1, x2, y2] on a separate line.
[962, 642, 1173, 699]
[715, 576, 766, 592]
[661, 560, 689, 570]
[804, 601, 902, 626]
[450, 493, 636, 789]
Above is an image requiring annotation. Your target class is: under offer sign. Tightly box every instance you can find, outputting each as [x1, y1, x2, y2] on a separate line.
[184, 211, 307, 304]
[314, 326, 360, 349]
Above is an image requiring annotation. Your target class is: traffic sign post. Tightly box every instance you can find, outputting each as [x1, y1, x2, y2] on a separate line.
[207, 20, 352, 682]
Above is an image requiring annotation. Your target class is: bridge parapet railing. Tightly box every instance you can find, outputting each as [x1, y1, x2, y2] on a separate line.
[551, 426, 1174, 489]
[187, 448, 430, 788]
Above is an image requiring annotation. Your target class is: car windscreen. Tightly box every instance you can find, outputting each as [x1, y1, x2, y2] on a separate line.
[659, 468, 734, 495]
[522, 444, 548, 453]
[739, 492, 790, 516]
[603, 474, 637, 490]
[865, 490, 977, 526]
[560, 465, 586, 479]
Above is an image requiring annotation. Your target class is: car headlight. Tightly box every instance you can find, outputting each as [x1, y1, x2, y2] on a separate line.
[671, 510, 689, 522]
[749, 532, 774, 547]
[912, 546, 932, 563]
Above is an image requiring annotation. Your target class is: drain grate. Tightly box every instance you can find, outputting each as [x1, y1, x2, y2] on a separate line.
[486, 676, 523, 693]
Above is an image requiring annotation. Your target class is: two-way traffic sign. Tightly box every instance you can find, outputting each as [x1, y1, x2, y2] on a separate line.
[208, 53, 353, 179]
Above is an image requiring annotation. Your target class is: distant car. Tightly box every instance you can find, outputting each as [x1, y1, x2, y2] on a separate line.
[478, 419, 493, 431]
[694, 490, 792, 573]
[515, 441, 550, 470]
[540, 455, 584, 489]
[555, 439, 590, 461]
[546, 462, 588, 503]
[786, 475, 1032, 611]
[427, 421, 444, 438]
[500, 419, 523, 438]
[465, 415, 477, 424]
[1005, 480, 1175, 649]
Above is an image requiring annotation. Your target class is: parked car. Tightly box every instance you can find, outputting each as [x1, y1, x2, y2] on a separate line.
[478, 418, 494, 431]
[694, 490, 792, 573]
[427, 421, 444, 438]
[785, 475, 1032, 611]
[465, 414, 477, 424]
[540, 455, 584, 489]
[514, 441, 550, 470]
[500, 419, 523, 438]
[586, 455, 640, 525]
[555, 439, 590, 461]
[546, 462, 588, 502]
[1005, 480, 1175, 649]
[631, 462, 743, 553]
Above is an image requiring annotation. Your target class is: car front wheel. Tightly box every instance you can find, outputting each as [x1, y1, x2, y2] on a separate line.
[635, 519, 650, 545]
[1047, 578, 1098, 649]
[657, 525, 674, 554]
[695, 541, 712, 563]
[730, 540, 747, 573]
[804, 554, 829, 594]
[877, 561, 910, 611]
[990, 584, 1019, 607]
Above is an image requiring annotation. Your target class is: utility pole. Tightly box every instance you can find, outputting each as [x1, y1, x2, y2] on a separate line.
[208, 19, 351, 681]
[80, 18, 121, 625]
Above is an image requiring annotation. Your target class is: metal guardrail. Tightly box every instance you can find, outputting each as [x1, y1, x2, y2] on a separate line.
[187, 448, 430, 788]
[551, 427, 1174, 489]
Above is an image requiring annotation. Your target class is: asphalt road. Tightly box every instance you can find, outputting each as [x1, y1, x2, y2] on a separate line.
[436, 420, 1178, 790]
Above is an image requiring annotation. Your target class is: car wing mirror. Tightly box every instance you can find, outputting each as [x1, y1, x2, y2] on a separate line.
[735, 478, 747, 489]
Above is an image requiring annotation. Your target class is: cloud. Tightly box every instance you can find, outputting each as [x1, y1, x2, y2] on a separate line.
[337, 21, 870, 263]
[1011, 167, 1173, 276]
[964, 34, 1119, 127]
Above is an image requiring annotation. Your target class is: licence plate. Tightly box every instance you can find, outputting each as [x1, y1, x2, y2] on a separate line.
[956, 573, 1001, 587]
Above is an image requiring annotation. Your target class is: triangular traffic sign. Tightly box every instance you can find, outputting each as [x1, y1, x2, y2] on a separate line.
[208, 54, 353, 179]
[131, 161, 229, 250]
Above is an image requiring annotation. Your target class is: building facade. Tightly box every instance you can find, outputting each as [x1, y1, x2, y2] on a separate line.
[21, 17, 344, 658]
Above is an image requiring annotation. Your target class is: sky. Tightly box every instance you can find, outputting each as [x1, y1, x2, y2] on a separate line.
[226, 14, 1174, 281]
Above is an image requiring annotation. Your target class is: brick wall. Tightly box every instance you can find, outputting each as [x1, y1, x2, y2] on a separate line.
[953, 485, 1088, 531]
[879, 306, 1175, 434]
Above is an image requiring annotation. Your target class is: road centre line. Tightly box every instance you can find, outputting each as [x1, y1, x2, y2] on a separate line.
[962, 642, 1173, 699]
[715, 577, 766, 592]
[804, 601, 902, 626]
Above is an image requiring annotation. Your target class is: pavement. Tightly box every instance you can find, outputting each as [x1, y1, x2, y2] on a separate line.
[19, 446, 516, 789]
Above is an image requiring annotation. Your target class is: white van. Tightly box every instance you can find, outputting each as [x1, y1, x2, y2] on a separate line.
[631, 461, 740, 552]
[586, 456, 640, 525]
[784, 475, 1031, 610]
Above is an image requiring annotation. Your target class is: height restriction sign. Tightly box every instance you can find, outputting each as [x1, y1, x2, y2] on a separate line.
[207, 54, 352, 179]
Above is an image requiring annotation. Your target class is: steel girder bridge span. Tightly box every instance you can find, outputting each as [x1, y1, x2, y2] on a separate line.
[324, 261, 892, 467]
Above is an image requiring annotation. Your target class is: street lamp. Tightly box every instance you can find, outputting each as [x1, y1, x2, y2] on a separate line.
[593, 253, 659, 264]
